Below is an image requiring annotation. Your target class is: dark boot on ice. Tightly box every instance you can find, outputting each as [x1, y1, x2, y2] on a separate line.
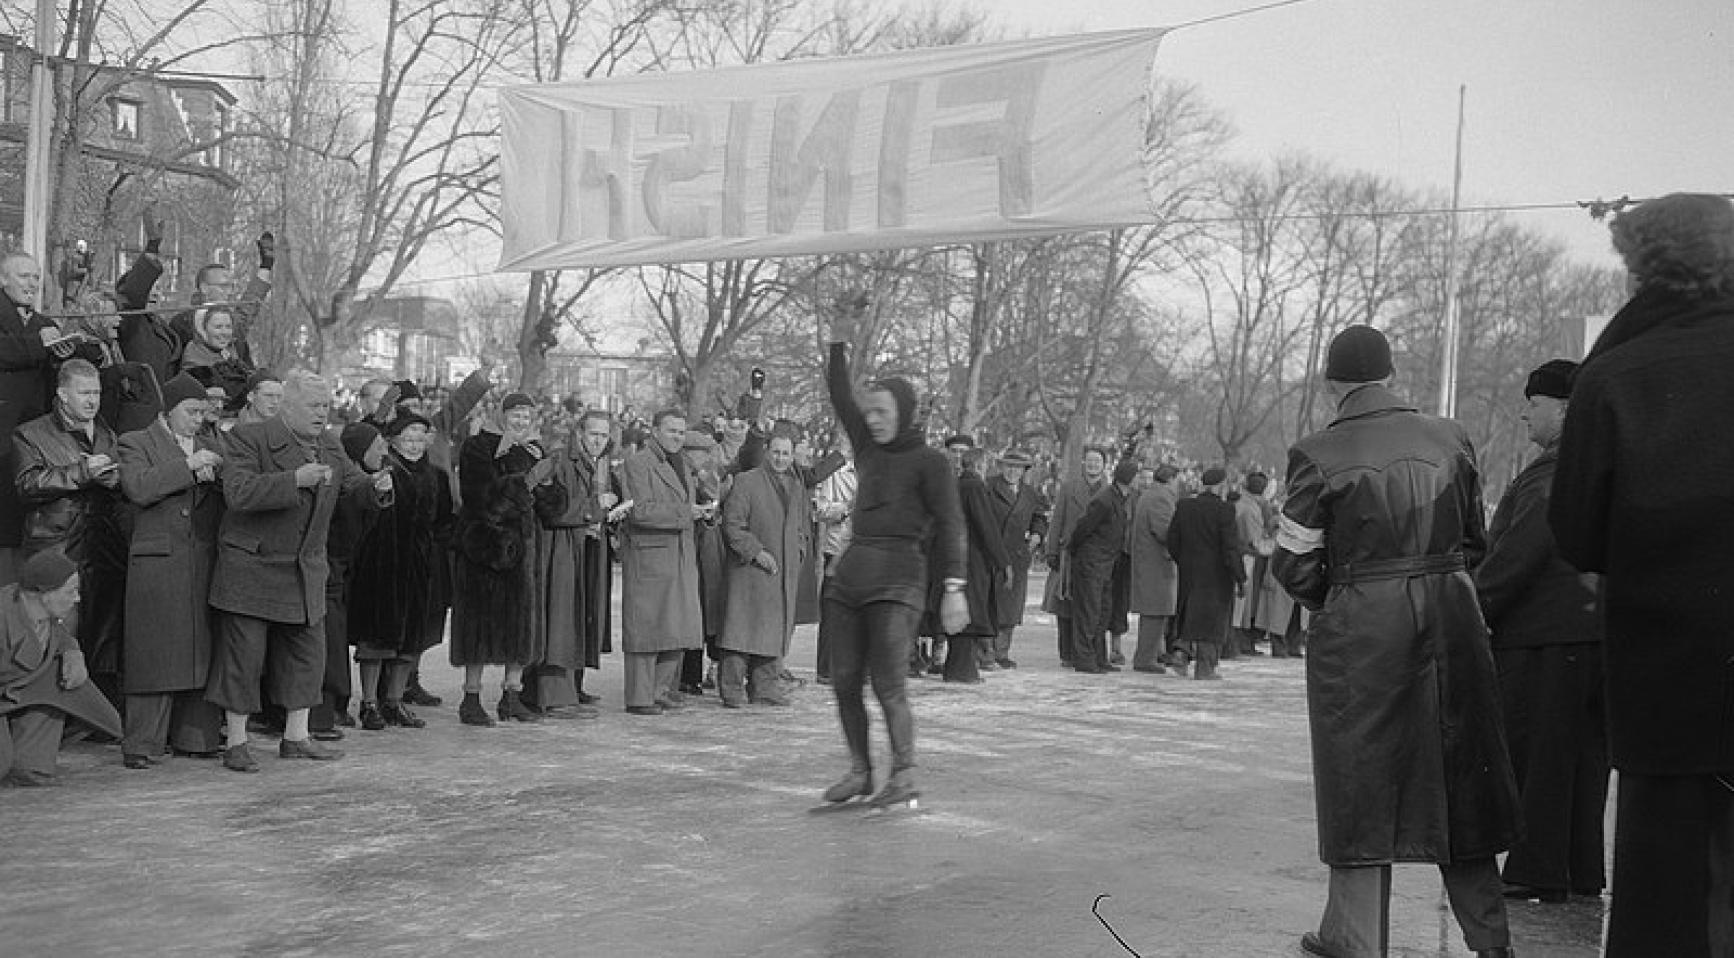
[497, 688, 542, 722]
[459, 692, 496, 727]
[869, 769, 919, 808]
[823, 768, 873, 803]
[402, 675, 442, 707]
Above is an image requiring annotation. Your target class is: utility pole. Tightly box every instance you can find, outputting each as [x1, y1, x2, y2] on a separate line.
[1437, 84, 1466, 419]
[21, 0, 57, 300]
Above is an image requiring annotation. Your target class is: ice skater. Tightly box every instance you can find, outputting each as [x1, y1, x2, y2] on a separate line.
[819, 294, 967, 809]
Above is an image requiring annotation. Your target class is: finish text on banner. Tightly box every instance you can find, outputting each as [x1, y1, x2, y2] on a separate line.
[498, 29, 1165, 271]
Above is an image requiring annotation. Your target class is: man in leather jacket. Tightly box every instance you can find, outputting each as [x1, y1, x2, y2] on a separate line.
[13, 358, 127, 707]
[1273, 326, 1519, 958]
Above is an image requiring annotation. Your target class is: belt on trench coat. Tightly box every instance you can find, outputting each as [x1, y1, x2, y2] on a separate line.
[1327, 552, 1465, 585]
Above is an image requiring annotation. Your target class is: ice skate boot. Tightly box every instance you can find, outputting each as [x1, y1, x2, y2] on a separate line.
[822, 769, 874, 804]
[868, 770, 921, 811]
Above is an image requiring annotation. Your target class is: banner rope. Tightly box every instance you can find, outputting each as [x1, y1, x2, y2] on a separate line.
[1166, 0, 1323, 32]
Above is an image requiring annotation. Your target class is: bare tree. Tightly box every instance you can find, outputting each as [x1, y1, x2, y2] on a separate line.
[1183, 156, 1323, 466]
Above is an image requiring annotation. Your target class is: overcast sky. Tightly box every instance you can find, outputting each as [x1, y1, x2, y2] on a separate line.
[987, 0, 1734, 267]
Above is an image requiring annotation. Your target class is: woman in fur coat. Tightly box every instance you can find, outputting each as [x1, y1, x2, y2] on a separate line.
[449, 393, 565, 726]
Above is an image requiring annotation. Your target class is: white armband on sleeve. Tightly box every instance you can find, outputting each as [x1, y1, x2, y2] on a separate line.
[1276, 514, 1325, 554]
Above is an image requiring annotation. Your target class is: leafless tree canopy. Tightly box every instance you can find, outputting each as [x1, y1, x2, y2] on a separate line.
[19, 0, 1624, 492]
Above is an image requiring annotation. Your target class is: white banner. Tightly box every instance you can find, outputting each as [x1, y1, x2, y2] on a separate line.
[497, 29, 1166, 271]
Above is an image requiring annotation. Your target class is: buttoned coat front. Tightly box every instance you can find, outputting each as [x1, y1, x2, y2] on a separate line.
[719, 464, 810, 658]
[617, 446, 703, 653]
[116, 419, 225, 693]
[207, 417, 382, 625]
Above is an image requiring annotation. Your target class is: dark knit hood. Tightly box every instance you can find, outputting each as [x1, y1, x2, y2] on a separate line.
[870, 375, 925, 453]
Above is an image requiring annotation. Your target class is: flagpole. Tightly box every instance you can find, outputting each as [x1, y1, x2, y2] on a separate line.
[1437, 85, 1466, 419]
[22, 0, 58, 295]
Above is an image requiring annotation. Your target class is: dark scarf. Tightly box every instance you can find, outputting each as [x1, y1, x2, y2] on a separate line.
[869, 375, 925, 453]
[1584, 283, 1734, 369]
[661, 442, 689, 492]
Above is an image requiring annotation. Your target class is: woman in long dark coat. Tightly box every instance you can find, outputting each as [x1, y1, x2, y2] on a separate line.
[348, 409, 450, 731]
[450, 393, 564, 726]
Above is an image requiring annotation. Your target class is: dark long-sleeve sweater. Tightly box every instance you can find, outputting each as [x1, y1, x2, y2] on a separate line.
[824, 342, 964, 610]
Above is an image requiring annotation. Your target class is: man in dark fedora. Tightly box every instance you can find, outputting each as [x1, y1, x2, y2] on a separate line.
[1475, 358, 1607, 905]
[1274, 324, 1518, 958]
[985, 449, 1047, 669]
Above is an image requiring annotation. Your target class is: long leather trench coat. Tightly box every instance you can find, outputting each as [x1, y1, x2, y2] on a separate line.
[1274, 384, 1520, 867]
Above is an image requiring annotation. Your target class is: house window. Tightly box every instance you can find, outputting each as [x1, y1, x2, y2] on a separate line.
[364, 328, 399, 367]
[111, 98, 142, 141]
[203, 102, 227, 168]
[599, 367, 626, 403]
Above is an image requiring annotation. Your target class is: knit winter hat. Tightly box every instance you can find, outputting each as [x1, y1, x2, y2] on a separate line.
[1324, 325, 1394, 383]
[19, 550, 77, 592]
[159, 372, 208, 412]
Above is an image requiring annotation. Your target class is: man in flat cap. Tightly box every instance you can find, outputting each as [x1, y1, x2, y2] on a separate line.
[1167, 466, 1243, 680]
[0, 551, 122, 785]
[1474, 359, 1607, 905]
[984, 449, 1047, 669]
[1273, 324, 1519, 957]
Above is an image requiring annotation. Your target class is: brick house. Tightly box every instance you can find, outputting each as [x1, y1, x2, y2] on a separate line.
[0, 35, 240, 301]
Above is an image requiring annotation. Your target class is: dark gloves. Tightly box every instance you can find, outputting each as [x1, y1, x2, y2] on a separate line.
[256, 231, 275, 271]
[143, 202, 164, 255]
[750, 366, 765, 392]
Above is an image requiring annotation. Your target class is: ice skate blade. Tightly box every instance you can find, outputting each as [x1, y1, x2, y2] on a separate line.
[806, 799, 869, 815]
[867, 791, 922, 814]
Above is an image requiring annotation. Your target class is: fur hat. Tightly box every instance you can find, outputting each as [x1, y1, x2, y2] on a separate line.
[1523, 359, 1578, 400]
[383, 406, 432, 438]
[1324, 325, 1393, 383]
